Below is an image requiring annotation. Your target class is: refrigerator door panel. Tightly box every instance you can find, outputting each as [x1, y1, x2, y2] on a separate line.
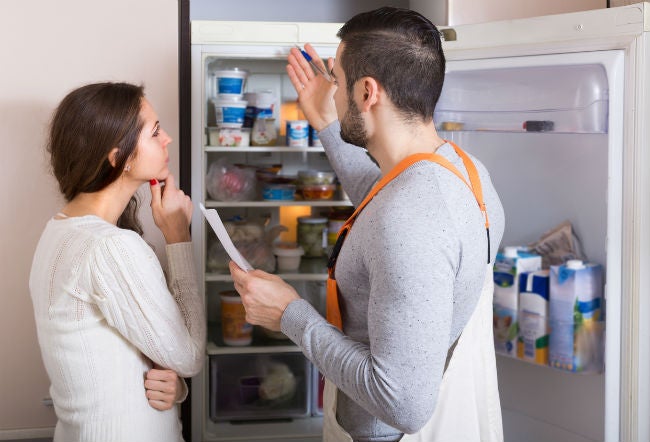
[438, 49, 625, 442]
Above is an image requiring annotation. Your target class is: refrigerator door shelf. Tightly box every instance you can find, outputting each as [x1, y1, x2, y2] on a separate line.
[435, 63, 609, 134]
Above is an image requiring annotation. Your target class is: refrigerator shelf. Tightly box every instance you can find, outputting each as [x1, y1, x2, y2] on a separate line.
[203, 199, 352, 208]
[205, 145, 325, 153]
[205, 257, 328, 282]
[205, 272, 327, 283]
[207, 341, 300, 355]
[496, 353, 604, 376]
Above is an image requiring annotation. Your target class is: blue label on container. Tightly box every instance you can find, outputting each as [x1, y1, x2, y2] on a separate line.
[218, 77, 244, 95]
[219, 106, 245, 124]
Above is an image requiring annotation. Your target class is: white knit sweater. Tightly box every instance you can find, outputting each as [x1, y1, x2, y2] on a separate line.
[29, 215, 206, 442]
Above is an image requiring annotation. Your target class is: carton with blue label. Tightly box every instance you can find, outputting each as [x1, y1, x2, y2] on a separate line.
[517, 270, 550, 365]
[493, 247, 542, 357]
[549, 260, 604, 373]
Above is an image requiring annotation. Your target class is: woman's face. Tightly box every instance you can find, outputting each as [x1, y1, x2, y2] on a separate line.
[130, 98, 172, 182]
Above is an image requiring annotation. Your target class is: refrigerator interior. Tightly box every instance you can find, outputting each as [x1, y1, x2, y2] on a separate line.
[439, 49, 624, 442]
[193, 46, 338, 442]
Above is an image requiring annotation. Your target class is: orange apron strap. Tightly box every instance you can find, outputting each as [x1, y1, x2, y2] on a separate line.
[326, 142, 490, 330]
[326, 277, 343, 330]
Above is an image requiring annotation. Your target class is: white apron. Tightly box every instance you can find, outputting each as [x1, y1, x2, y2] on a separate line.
[323, 265, 503, 442]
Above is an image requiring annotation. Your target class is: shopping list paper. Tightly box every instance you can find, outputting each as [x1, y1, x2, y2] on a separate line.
[199, 203, 253, 272]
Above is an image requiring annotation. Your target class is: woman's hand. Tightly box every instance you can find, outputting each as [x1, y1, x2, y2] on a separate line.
[144, 365, 186, 411]
[150, 174, 192, 244]
[287, 43, 338, 131]
[229, 261, 301, 331]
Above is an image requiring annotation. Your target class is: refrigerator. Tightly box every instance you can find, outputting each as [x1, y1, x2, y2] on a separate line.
[189, 3, 650, 442]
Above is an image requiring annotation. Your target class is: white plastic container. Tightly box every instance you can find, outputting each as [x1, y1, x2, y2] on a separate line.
[272, 243, 304, 272]
[286, 120, 309, 147]
[493, 246, 542, 357]
[214, 68, 248, 98]
[213, 98, 248, 128]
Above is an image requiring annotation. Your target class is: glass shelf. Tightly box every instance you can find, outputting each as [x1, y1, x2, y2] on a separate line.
[204, 199, 352, 208]
[205, 145, 325, 153]
[206, 257, 329, 282]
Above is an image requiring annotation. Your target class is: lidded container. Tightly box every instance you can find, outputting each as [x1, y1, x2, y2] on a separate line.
[213, 97, 248, 128]
[214, 68, 248, 98]
[297, 217, 328, 258]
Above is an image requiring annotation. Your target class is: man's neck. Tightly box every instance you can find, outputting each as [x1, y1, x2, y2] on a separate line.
[366, 113, 446, 176]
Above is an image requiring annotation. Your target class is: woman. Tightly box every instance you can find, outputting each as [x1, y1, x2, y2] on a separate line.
[29, 82, 206, 442]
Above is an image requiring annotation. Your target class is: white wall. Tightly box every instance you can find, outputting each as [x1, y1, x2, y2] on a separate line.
[0, 0, 179, 436]
[410, 0, 605, 25]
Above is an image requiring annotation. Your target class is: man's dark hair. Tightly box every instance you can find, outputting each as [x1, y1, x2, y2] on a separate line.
[337, 7, 445, 122]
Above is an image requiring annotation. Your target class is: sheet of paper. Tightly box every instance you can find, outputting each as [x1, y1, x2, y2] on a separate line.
[199, 203, 253, 272]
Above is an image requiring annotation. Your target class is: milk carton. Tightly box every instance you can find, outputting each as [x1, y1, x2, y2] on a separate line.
[493, 247, 542, 356]
[517, 270, 550, 365]
[549, 260, 604, 373]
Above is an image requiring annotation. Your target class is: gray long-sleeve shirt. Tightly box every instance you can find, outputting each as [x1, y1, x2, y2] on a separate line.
[281, 121, 505, 441]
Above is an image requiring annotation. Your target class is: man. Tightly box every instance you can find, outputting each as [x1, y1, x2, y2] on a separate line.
[230, 7, 505, 441]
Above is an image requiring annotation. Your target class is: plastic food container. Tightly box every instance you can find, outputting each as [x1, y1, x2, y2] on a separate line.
[272, 242, 304, 271]
[297, 217, 328, 257]
[214, 68, 248, 98]
[262, 184, 296, 201]
[213, 98, 248, 128]
[219, 291, 253, 346]
[286, 120, 309, 146]
[297, 170, 336, 185]
[300, 184, 336, 200]
[207, 127, 250, 146]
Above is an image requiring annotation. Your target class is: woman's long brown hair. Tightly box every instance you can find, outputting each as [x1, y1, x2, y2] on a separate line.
[47, 82, 145, 234]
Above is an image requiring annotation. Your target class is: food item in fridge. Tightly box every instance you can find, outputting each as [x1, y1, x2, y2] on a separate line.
[259, 362, 297, 402]
[205, 158, 257, 202]
[272, 242, 304, 272]
[220, 290, 253, 346]
[213, 97, 248, 128]
[251, 118, 278, 146]
[528, 220, 585, 268]
[523, 120, 554, 132]
[286, 120, 309, 146]
[493, 247, 542, 357]
[297, 170, 336, 185]
[549, 260, 604, 373]
[214, 68, 248, 97]
[297, 217, 328, 257]
[300, 184, 336, 200]
[262, 184, 296, 201]
[440, 121, 464, 131]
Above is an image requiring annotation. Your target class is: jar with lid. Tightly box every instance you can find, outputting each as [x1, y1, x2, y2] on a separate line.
[326, 208, 353, 254]
[297, 216, 328, 258]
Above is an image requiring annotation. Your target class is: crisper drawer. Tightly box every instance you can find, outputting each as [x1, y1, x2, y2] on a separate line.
[209, 352, 311, 422]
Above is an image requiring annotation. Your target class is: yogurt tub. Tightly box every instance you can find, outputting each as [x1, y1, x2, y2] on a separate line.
[272, 243, 305, 272]
[213, 98, 248, 128]
[214, 68, 248, 98]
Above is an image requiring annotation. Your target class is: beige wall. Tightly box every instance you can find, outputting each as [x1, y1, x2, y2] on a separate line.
[0, 0, 179, 436]
[410, 0, 606, 25]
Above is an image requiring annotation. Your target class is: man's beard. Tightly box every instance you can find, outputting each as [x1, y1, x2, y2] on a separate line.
[340, 96, 368, 148]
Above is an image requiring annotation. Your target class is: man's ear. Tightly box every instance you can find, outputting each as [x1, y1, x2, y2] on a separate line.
[358, 77, 379, 112]
[107, 147, 120, 168]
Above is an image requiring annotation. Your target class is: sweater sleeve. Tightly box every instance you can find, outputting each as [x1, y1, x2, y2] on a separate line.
[318, 121, 381, 207]
[87, 233, 205, 377]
